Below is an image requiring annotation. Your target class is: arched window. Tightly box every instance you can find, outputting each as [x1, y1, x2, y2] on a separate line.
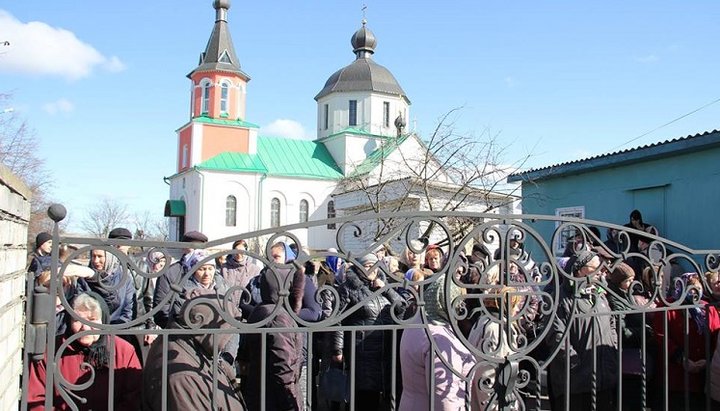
[201, 82, 211, 114]
[327, 200, 336, 229]
[225, 195, 237, 226]
[220, 82, 229, 115]
[271, 198, 281, 228]
[299, 199, 309, 223]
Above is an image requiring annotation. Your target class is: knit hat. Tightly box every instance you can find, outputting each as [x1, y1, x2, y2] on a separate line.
[35, 232, 52, 249]
[358, 253, 378, 266]
[608, 262, 635, 285]
[182, 231, 208, 243]
[108, 227, 132, 239]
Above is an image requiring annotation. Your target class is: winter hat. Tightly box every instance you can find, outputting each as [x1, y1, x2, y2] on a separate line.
[108, 227, 132, 239]
[35, 232, 52, 249]
[358, 253, 379, 266]
[608, 262, 635, 285]
[183, 249, 211, 270]
[182, 231, 208, 243]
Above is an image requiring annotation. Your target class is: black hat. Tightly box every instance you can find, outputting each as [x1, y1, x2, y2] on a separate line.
[182, 231, 208, 243]
[108, 227, 132, 239]
[35, 232, 52, 249]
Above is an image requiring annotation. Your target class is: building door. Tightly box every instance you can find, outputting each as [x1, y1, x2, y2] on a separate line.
[632, 185, 666, 235]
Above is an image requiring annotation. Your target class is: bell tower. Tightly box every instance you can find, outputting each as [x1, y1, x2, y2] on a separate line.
[176, 0, 258, 173]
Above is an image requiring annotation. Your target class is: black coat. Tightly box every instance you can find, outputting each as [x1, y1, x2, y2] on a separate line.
[331, 269, 406, 392]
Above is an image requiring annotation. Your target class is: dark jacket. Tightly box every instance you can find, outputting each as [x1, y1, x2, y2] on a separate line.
[143, 290, 245, 411]
[28, 251, 52, 277]
[244, 268, 304, 411]
[547, 280, 618, 399]
[332, 267, 406, 392]
[220, 257, 261, 289]
[153, 259, 186, 329]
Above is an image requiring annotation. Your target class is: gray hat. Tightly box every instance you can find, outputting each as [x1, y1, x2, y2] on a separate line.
[358, 253, 378, 266]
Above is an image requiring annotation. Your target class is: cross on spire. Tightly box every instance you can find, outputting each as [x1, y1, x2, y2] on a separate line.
[361, 4, 367, 25]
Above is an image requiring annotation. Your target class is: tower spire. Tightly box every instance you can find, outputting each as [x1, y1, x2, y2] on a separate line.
[188, 0, 249, 80]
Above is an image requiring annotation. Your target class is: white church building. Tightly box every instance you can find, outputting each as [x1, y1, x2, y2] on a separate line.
[165, 0, 519, 250]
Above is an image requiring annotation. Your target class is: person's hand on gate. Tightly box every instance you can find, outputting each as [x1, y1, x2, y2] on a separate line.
[144, 333, 158, 345]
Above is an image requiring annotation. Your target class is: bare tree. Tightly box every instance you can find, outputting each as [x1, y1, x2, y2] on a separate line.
[80, 197, 130, 238]
[336, 108, 533, 248]
[132, 210, 169, 241]
[0, 93, 55, 242]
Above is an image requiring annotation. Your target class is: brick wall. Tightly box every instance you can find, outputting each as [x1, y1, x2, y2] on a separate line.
[0, 164, 31, 411]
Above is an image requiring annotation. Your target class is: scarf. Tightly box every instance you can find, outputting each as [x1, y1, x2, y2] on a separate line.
[671, 272, 707, 334]
[70, 291, 111, 370]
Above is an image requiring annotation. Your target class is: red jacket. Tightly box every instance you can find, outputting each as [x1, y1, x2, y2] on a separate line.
[27, 336, 141, 410]
[653, 299, 720, 393]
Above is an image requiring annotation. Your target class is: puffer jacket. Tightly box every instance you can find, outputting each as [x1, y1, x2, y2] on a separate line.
[220, 257, 261, 289]
[332, 267, 406, 392]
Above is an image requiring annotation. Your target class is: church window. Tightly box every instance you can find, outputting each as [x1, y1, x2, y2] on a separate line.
[323, 104, 329, 130]
[182, 144, 189, 168]
[220, 82, 229, 115]
[299, 199, 309, 223]
[201, 82, 211, 114]
[225, 195, 237, 226]
[327, 200, 336, 229]
[383, 101, 390, 128]
[349, 100, 357, 127]
[271, 198, 281, 228]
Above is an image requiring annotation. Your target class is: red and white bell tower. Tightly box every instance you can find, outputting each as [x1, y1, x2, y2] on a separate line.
[176, 0, 258, 174]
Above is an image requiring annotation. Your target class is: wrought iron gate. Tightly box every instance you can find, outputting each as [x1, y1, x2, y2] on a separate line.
[20, 205, 720, 410]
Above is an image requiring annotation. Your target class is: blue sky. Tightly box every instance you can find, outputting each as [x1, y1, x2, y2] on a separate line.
[1, 1, 719, 232]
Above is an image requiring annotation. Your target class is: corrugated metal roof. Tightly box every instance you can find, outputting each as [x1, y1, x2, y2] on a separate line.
[197, 136, 343, 180]
[257, 136, 343, 179]
[193, 115, 260, 128]
[508, 129, 720, 182]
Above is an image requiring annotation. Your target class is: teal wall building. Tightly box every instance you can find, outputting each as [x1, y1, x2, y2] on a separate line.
[508, 129, 720, 253]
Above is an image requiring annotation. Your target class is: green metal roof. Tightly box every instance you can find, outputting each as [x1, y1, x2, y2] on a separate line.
[197, 136, 343, 180]
[197, 151, 267, 173]
[349, 133, 411, 178]
[193, 115, 260, 129]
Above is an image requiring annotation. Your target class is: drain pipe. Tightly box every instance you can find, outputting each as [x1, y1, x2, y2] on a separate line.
[256, 173, 267, 232]
[197, 167, 204, 233]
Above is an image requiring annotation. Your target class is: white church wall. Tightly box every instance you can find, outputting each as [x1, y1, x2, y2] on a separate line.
[262, 177, 338, 250]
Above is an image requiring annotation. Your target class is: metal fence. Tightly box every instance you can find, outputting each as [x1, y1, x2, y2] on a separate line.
[20, 205, 720, 410]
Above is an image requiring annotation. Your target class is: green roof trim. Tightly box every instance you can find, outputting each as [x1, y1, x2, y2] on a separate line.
[197, 152, 267, 173]
[196, 136, 343, 180]
[193, 115, 260, 129]
[164, 199, 186, 217]
[349, 133, 411, 178]
[319, 127, 387, 141]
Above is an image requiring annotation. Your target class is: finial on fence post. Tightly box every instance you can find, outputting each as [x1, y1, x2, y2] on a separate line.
[47, 203, 67, 222]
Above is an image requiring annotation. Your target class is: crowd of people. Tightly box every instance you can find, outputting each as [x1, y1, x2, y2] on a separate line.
[23, 208, 720, 410]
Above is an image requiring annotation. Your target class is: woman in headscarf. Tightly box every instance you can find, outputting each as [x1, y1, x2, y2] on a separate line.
[468, 286, 522, 410]
[653, 272, 720, 409]
[143, 288, 246, 410]
[85, 248, 137, 325]
[399, 274, 473, 410]
[27, 292, 142, 410]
